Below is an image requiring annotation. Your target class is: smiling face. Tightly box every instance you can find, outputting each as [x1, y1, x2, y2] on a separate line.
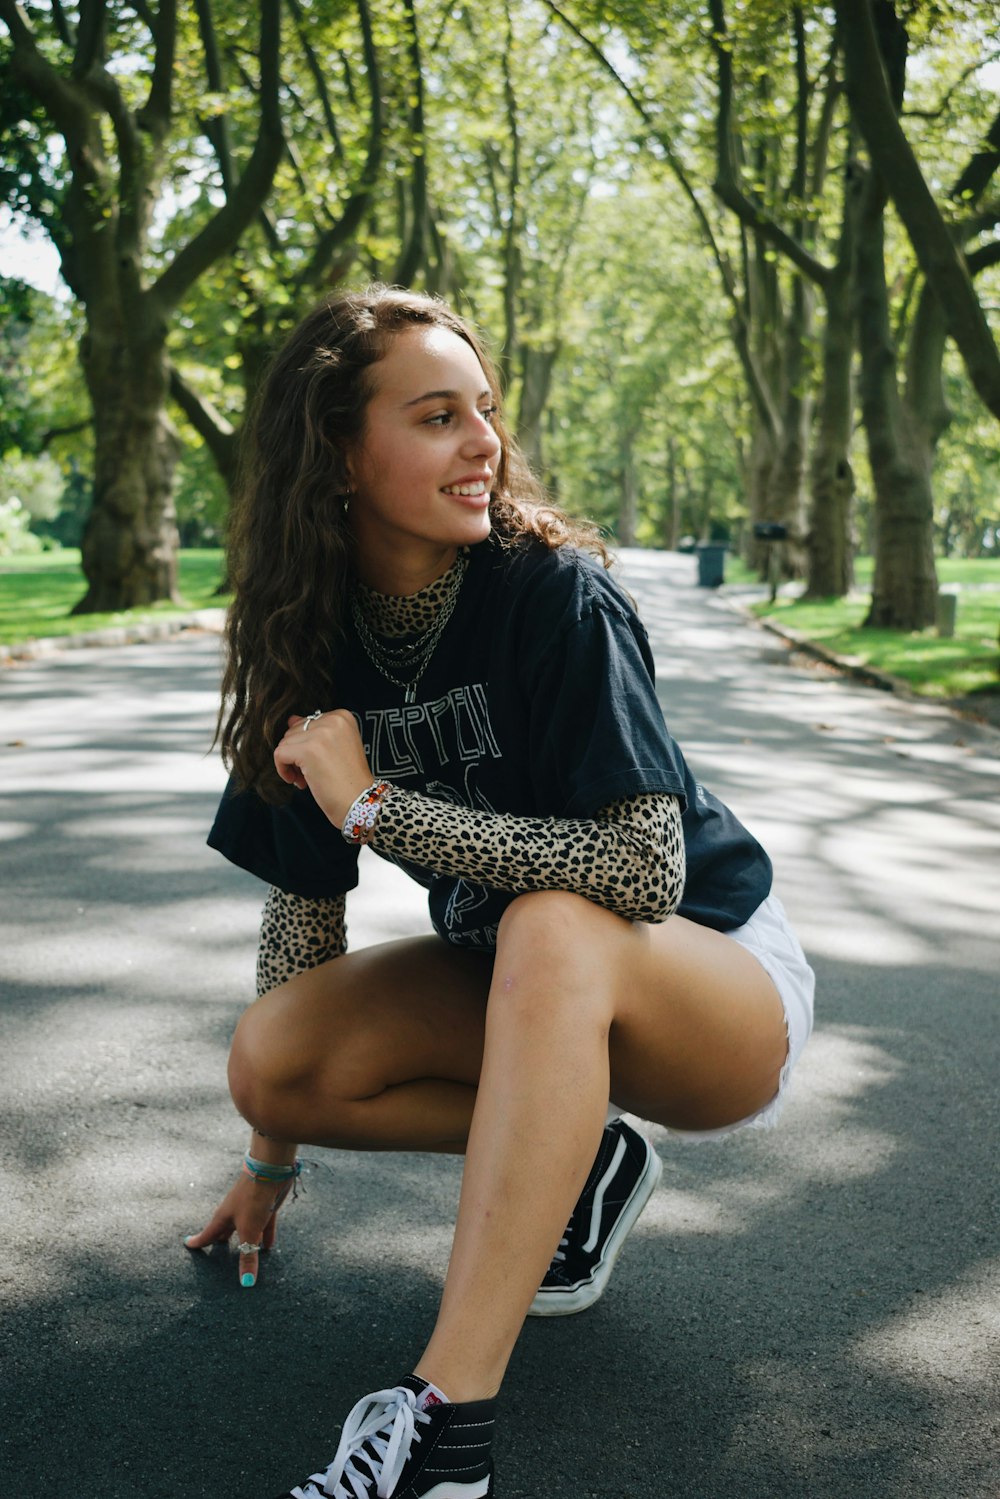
[346, 325, 503, 593]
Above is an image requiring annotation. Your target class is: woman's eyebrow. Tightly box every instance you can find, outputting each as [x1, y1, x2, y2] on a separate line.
[401, 387, 492, 408]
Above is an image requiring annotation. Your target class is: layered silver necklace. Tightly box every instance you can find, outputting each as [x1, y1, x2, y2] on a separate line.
[350, 550, 470, 704]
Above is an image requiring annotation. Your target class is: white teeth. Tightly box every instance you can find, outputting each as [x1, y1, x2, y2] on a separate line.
[443, 482, 487, 496]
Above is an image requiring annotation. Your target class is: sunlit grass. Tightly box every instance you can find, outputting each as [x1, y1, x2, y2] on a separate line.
[0, 548, 229, 646]
[748, 561, 999, 700]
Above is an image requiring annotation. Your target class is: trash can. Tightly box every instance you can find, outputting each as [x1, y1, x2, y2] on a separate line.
[695, 542, 727, 588]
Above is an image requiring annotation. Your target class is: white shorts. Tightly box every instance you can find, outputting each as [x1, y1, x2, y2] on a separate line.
[615, 891, 814, 1142]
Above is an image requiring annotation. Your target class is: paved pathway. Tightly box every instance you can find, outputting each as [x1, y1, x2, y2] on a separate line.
[1, 550, 998, 1498]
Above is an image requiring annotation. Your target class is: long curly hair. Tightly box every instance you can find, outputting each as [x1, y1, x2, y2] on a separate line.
[218, 284, 609, 799]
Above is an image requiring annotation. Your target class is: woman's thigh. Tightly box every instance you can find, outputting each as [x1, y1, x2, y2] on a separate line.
[237, 900, 788, 1136]
[604, 911, 789, 1131]
[233, 936, 493, 1096]
[488, 893, 789, 1133]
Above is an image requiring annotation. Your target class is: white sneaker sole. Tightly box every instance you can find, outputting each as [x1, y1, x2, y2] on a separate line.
[527, 1138, 662, 1317]
[419, 1480, 492, 1499]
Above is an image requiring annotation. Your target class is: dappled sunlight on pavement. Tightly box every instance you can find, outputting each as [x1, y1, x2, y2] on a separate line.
[2, 553, 998, 1498]
[618, 550, 1000, 978]
[852, 1258, 1000, 1392]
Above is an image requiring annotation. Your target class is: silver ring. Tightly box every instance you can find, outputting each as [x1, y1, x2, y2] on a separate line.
[301, 710, 323, 732]
[238, 1241, 262, 1256]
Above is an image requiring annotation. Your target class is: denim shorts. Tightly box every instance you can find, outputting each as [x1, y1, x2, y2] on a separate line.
[668, 890, 815, 1140]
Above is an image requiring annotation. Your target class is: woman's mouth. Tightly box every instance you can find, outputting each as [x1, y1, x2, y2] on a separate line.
[442, 480, 490, 497]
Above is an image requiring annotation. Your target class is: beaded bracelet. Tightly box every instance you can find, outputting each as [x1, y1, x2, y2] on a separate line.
[341, 780, 390, 845]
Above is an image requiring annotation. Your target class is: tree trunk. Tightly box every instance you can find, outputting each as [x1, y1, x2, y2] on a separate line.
[854, 168, 937, 629]
[836, 0, 1000, 421]
[745, 277, 784, 570]
[766, 274, 812, 577]
[618, 431, 638, 547]
[743, 415, 778, 567]
[516, 343, 559, 478]
[74, 312, 181, 612]
[662, 434, 680, 550]
[805, 165, 859, 599]
[1, 0, 284, 613]
[904, 276, 951, 490]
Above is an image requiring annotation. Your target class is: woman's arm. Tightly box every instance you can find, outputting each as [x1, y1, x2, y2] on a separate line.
[372, 789, 685, 924]
[185, 888, 348, 1285]
[271, 712, 685, 923]
[256, 886, 348, 995]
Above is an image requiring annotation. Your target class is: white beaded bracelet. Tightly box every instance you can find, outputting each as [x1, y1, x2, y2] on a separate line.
[341, 781, 390, 845]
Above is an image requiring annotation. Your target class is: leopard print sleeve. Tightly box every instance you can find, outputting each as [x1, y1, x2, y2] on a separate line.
[256, 886, 348, 996]
[371, 790, 685, 924]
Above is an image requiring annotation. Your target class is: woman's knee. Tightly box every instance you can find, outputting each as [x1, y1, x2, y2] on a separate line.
[228, 993, 308, 1128]
[497, 890, 616, 964]
[227, 977, 372, 1131]
[499, 888, 584, 931]
[493, 891, 619, 1020]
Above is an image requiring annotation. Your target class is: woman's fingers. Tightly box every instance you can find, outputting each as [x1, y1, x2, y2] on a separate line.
[183, 1211, 233, 1251]
[184, 1172, 296, 1287]
[234, 1189, 288, 1286]
[273, 710, 373, 824]
[237, 1238, 262, 1289]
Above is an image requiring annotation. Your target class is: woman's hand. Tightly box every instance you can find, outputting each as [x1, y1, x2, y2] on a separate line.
[184, 1170, 296, 1288]
[275, 711, 374, 830]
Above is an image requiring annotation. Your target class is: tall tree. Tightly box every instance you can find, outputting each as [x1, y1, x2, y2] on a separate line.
[167, 0, 385, 498]
[709, 1, 860, 597]
[832, 0, 1000, 626]
[433, 0, 599, 475]
[836, 0, 1000, 421]
[0, 0, 284, 610]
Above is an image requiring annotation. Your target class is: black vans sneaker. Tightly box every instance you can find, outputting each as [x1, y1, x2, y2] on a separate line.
[529, 1117, 662, 1318]
[277, 1375, 495, 1498]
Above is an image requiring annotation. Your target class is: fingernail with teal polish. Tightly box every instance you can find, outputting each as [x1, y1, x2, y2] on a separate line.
[241, 1272, 255, 1288]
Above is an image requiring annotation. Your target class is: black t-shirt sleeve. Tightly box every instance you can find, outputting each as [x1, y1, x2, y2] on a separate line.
[206, 776, 361, 898]
[524, 586, 687, 818]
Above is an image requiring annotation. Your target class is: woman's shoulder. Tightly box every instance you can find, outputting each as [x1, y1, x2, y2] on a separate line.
[480, 533, 635, 627]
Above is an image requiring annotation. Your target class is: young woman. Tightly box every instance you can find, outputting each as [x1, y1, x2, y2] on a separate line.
[187, 285, 814, 1499]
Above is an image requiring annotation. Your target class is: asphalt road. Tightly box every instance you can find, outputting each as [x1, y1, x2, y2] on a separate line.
[1, 550, 998, 1499]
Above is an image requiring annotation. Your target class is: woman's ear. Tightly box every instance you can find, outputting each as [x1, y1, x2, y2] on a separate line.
[333, 463, 352, 502]
[341, 444, 358, 496]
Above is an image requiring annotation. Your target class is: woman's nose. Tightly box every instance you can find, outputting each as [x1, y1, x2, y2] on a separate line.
[465, 412, 501, 458]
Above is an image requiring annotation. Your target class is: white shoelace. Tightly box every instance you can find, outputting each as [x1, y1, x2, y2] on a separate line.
[290, 1385, 430, 1499]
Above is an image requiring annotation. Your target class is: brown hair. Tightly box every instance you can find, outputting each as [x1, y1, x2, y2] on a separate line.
[218, 284, 609, 798]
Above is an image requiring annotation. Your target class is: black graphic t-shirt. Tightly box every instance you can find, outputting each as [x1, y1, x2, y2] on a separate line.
[208, 537, 772, 944]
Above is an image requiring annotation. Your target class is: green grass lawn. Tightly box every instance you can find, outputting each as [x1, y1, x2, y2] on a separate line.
[746, 556, 999, 701]
[0, 548, 230, 646]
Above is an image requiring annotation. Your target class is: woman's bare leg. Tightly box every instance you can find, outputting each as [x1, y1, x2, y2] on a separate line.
[413, 892, 787, 1401]
[230, 891, 788, 1402]
[229, 936, 492, 1152]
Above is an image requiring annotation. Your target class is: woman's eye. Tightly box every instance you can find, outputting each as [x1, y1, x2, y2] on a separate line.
[423, 406, 496, 427]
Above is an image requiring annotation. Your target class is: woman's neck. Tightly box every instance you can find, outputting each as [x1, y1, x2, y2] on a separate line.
[352, 540, 459, 597]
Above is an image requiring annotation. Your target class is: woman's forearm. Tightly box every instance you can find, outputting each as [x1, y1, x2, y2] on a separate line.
[372, 789, 685, 924]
